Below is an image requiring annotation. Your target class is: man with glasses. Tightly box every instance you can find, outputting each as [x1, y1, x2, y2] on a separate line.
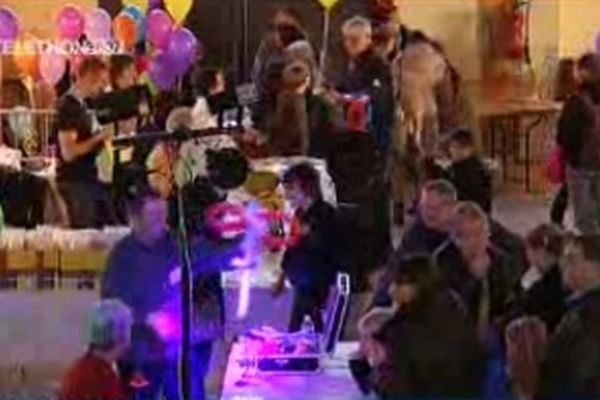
[537, 234, 600, 399]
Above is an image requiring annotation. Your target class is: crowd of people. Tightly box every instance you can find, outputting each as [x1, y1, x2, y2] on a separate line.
[2, 2, 600, 400]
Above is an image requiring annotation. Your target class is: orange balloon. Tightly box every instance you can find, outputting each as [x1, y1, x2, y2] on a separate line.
[13, 36, 40, 78]
[113, 13, 137, 49]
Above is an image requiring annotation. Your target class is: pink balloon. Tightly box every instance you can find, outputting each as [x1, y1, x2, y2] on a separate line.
[56, 5, 85, 41]
[147, 9, 173, 50]
[0, 6, 19, 43]
[39, 54, 67, 85]
[85, 8, 112, 42]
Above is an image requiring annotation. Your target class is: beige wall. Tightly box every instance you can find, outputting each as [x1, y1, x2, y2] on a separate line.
[558, 0, 600, 57]
[397, 0, 562, 83]
[530, 0, 560, 71]
[398, 0, 481, 82]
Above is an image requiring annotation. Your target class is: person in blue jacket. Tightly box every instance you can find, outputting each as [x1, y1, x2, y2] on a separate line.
[101, 178, 245, 400]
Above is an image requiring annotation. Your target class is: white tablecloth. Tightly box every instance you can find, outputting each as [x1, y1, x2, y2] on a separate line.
[221, 342, 363, 400]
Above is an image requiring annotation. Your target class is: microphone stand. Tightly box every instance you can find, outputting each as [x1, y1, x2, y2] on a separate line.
[113, 125, 243, 400]
[176, 185, 193, 400]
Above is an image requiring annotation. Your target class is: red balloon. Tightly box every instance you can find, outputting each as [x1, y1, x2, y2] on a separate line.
[135, 55, 150, 74]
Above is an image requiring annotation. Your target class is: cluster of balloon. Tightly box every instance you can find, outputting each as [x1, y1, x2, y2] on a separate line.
[113, 5, 146, 50]
[146, 0, 199, 90]
[0, 7, 37, 79]
[5, 0, 198, 91]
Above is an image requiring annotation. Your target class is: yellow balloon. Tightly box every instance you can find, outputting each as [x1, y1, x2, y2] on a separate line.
[317, 0, 341, 11]
[123, 0, 149, 13]
[165, 0, 193, 24]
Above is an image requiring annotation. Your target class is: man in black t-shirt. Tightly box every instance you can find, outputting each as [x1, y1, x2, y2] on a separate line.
[55, 57, 115, 228]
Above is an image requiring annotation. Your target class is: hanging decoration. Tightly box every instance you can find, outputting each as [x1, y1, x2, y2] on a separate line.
[147, 9, 173, 50]
[39, 53, 67, 85]
[56, 4, 85, 41]
[113, 12, 138, 49]
[164, 0, 193, 25]
[7, 107, 34, 146]
[0, 6, 19, 43]
[84, 8, 112, 42]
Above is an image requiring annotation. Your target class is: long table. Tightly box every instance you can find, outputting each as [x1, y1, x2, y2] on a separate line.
[478, 98, 562, 192]
[221, 342, 363, 400]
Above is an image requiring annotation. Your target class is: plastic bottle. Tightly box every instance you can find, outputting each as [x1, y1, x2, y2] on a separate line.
[301, 315, 315, 336]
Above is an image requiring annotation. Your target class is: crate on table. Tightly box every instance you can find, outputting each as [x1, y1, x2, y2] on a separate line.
[59, 248, 109, 290]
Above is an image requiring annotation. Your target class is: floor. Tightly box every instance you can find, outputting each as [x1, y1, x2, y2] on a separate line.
[0, 189, 560, 399]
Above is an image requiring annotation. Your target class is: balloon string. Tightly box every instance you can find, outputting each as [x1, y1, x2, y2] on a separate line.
[317, 11, 331, 88]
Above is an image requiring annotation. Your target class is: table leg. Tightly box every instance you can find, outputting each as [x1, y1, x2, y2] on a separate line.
[523, 114, 545, 192]
[501, 119, 509, 183]
[490, 119, 496, 159]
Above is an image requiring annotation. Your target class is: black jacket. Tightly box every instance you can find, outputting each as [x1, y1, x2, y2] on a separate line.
[373, 290, 486, 399]
[447, 156, 492, 214]
[557, 82, 600, 170]
[507, 265, 568, 333]
[336, 48, 394, 150]
[370, 217, 448, 308]
[434, 241, 516, 327]
[490, 220, 529, 284]
[537, 287, 600, 399]
[282, 199, 340, 291]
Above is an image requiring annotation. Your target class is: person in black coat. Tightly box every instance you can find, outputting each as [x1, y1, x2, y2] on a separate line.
[537, 234, 600, 399]
[434, 202, 516, 343]
[557, 53, 600, 235]
[334, 15, 394, 151]
[446, 129, 493, 214]
[272, 163, 341, 332]
[434, 201, 516, 398]
[507, 224, 569, 333]
[370, 179, 456, 308]
[370, 255, 486, 399]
